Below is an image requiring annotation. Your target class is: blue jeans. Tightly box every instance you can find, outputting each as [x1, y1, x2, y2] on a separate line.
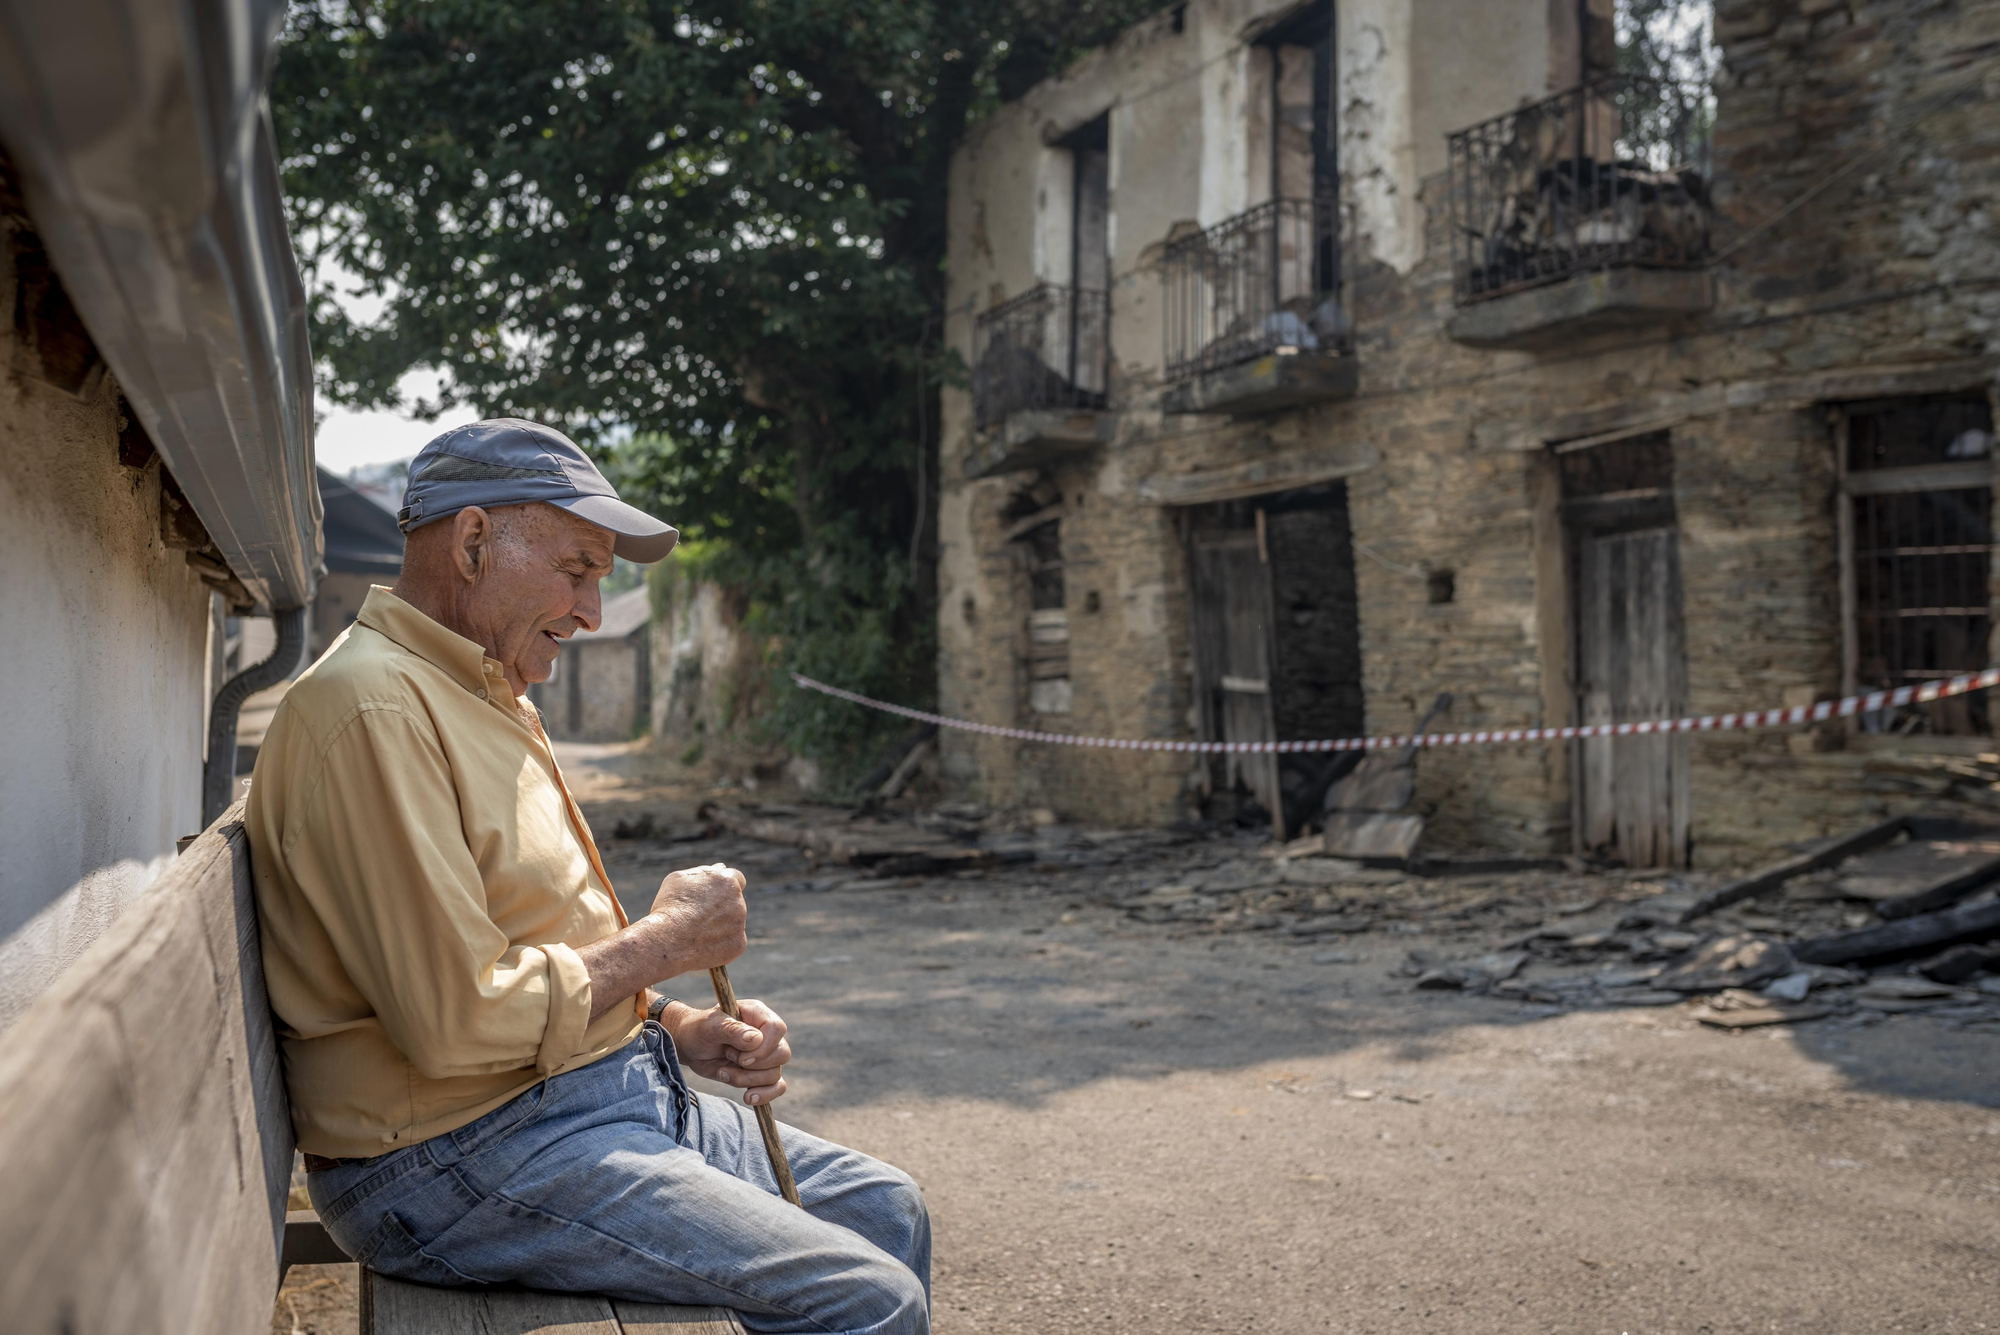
[309, 1023, 930, 1334]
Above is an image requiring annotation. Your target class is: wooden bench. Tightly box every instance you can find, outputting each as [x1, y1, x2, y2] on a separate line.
[0, 805, 743, 1334]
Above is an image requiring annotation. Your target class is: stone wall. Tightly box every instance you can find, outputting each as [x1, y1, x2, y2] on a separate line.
[648, 563, 768, 758]
[938, 0, 2000, 865]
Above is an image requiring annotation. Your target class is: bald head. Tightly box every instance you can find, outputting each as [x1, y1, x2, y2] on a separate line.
[393, 502, 616, 700]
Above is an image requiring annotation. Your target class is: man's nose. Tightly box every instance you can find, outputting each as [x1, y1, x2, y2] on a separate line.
[573, 582, 602, 633]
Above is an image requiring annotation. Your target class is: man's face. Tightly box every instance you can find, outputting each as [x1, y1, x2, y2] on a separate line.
[466, 503, 616, 695]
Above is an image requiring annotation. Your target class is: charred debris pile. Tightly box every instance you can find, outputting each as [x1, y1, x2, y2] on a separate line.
[638, 799, 2000, 1031]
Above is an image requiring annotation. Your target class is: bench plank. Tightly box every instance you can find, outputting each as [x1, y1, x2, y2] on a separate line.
[362, 1272, 750, 1334]
[615, 1299, 750, 1333]
[363, 1272, 621, 1334]
[0, 808, 293, 1333]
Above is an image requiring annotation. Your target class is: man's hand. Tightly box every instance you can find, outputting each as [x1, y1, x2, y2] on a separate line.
[578, 863, 748, 1022]
[665, 997, 791, 1106]
[646, 863, 748, 973]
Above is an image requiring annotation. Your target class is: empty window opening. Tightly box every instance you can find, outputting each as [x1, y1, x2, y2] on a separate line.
[1840, 394, 1995, 736]
[1256, 2, 1336, 206]
[970, 114, 1111, 428]
[1013, 508, 1070, 716]
[1162, 2, 1344, 381]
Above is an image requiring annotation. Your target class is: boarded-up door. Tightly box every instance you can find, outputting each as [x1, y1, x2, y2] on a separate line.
[1189, 530, 1285, 837]
[1573, 523, 1690, 867]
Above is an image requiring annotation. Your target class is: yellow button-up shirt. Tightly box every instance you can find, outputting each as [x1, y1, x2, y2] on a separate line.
[247, 587, 643, 1158]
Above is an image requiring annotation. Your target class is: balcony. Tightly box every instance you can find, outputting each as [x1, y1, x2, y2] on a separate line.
[1160, 197, 1355, 416]
[1445, 74, 1715, 348]
[967, 284, 1112, 479]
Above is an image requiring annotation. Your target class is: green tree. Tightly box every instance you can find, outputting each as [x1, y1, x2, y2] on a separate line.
[275, 0, 1163, 783]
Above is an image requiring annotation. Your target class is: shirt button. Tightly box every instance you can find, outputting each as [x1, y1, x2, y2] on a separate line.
[476, 688, 488, 700]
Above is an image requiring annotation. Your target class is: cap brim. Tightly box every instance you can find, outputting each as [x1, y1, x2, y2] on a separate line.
[553, 494, 680, 563]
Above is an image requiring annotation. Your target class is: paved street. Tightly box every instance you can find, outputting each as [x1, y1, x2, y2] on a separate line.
[276, 747, 2000, 1333]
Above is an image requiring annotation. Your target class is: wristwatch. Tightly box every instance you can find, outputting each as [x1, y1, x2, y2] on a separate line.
[646, 993, 675, 1024]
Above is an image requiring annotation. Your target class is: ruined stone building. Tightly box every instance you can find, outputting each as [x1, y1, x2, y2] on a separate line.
[936, 0, 2000, 866]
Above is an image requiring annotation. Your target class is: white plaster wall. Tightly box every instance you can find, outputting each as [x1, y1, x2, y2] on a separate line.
[1410, 0, 1557, 178]
[1034, 145, 1076, 287]
[0, 362, 213, 1029]
[1339, 0, 1422, 273]
[1342, 0, 1554, 274]
[1198, 41, 1256, 226]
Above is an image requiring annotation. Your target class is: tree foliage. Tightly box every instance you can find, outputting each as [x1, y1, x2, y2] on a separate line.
[1614, 0, 1719, 87]
[275, 0, 1164, 781]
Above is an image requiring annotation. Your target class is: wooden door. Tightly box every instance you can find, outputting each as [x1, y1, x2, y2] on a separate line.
[1189, 530, 1286, 837]
[1574, 523, 1690, 867]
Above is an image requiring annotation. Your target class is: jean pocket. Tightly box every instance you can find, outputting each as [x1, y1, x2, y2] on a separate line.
[359, 1208, 489, 1290]
[437, 1078, 554, 1165]
[311, 1144, 429, 1235]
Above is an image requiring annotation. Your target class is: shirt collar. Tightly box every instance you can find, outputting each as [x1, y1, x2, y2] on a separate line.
[355, 586, 512, 707]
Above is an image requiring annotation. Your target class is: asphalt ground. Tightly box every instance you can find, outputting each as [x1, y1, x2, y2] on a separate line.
[274, 747, 2000, 1334]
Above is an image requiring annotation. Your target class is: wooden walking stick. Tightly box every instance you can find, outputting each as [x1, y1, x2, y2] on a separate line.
[708, 964, 803, 1207]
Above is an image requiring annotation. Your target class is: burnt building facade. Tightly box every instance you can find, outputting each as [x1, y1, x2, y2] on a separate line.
[936, 0, 2000, 866]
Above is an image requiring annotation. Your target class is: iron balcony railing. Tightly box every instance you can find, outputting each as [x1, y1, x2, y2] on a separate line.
[971, 283, 1110, 431]
[1161, 195, 1348, 384]
[1446, 73, 1714, 305]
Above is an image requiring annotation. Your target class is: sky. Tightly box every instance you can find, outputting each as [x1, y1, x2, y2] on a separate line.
[313, 366, 479, 475]
[307, 254, 481, 475]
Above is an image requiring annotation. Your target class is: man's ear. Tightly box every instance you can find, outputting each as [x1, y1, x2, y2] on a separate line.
[451, 507, 492, 582]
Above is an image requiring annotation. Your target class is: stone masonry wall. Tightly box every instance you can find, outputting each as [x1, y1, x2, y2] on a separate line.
[938, 0, 2000, 865]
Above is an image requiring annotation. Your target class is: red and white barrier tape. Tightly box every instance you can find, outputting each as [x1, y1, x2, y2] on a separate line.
[792, 668, 2000, 754]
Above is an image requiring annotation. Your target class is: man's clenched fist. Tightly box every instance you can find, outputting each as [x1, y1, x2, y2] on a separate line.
[648, 863, 747, 973]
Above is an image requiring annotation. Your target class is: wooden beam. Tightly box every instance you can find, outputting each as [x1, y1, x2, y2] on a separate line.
[1679, 815, 1909, 923]
[1840, 461, 1995, 495]
[1321, 812, 1426, 862]
[1876, 854, 2000, 920]
[997, 504, 1064, 544]
[1474, 358, 2000, 454]
[1794, 895, 2000, 965]
[1134, 443, 1380, 506]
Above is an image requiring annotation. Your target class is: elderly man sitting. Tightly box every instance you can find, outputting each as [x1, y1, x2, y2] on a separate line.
[247, 420, 929, 1334]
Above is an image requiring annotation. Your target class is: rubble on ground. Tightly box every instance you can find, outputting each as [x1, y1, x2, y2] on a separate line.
[614, 798, 2000, 1033]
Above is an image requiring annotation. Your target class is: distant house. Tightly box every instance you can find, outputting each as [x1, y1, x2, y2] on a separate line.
[530, 586, 653, 742]
[313, 467, 404, 656]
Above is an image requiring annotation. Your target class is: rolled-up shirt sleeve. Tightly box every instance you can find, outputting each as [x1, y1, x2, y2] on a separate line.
[281, 704, 594, 1080]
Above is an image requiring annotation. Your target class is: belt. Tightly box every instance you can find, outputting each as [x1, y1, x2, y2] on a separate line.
[303, 1153, 343, 1173]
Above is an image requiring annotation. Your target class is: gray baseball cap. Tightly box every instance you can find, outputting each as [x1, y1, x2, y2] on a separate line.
[397, 418, 678, 563]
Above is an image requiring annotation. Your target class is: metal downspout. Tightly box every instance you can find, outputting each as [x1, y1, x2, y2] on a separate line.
[203, 606, 307, 827]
